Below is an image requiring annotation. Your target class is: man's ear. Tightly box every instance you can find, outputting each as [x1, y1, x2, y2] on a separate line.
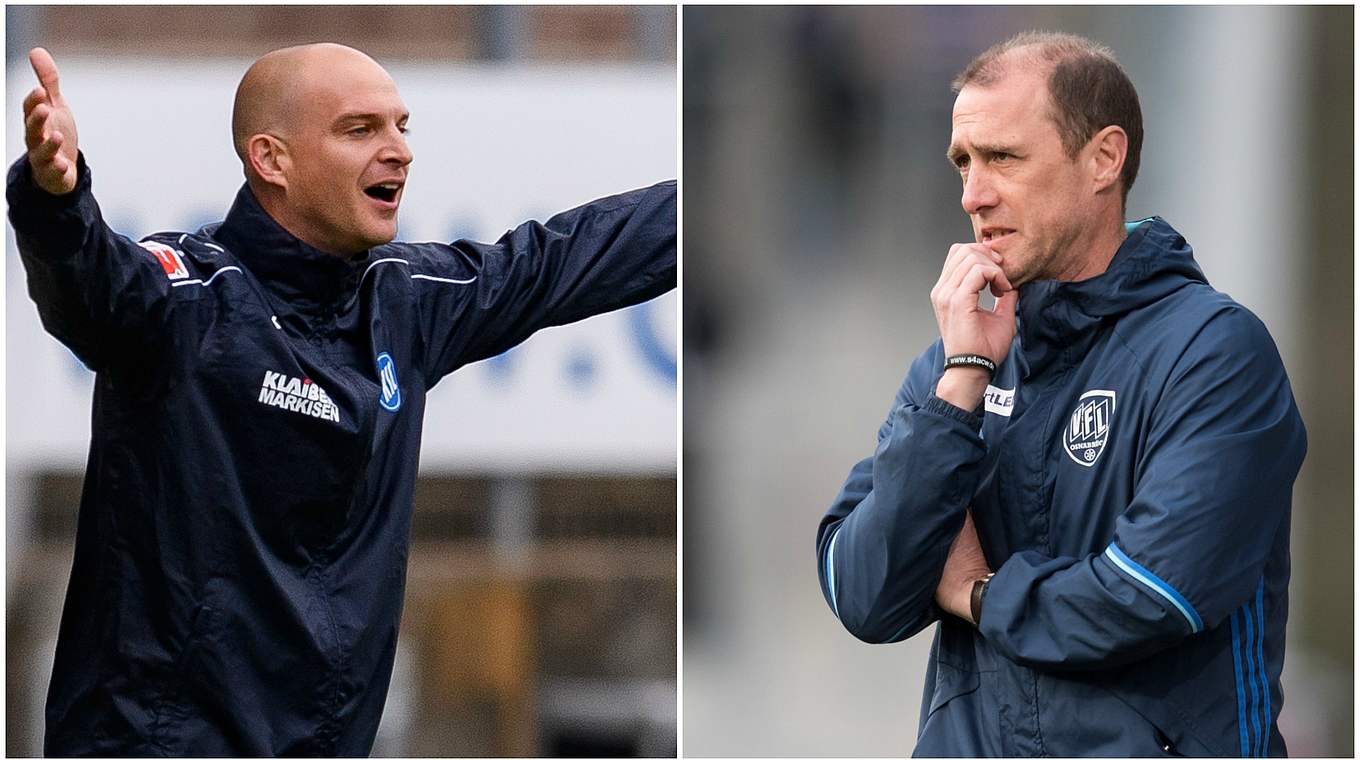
[1087, 125, 1127, 195]
[246, 134, 289, 190]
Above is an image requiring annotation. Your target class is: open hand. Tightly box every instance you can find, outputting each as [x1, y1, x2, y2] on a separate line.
[23, 47, 79, 195]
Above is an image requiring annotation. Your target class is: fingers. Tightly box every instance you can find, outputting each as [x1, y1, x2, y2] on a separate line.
[22, 86, 47, 118]
[939, 244, 1007, 296]
[954, 261, 1008, 309]
[32, 130, 64, 163]
[24, 102, 51, 150]
[933, 244, 1003, 308]
[29, 48, 62, 101]
[937, 242, 1000, 289]
[24, 102, 67, 172]
[949, 254, 1013, 300]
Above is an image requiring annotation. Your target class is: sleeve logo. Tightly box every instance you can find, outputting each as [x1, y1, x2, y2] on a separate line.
[984, 384, 1015, 417]
[376, 352, 401, 412]
[138, 240, 190, 280]
[1063, 389, 1116, 467]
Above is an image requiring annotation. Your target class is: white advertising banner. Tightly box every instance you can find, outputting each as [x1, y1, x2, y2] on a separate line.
[6, 58, 677, 474]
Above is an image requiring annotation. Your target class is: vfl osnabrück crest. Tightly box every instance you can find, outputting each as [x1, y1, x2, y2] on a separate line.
[1063, 389, 1116, 467]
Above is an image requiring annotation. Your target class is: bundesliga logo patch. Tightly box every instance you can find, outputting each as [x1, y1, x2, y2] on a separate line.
[138, 240, 189, 280]
[1063, 389, 1116, 467]
[257, 370, 341, 423]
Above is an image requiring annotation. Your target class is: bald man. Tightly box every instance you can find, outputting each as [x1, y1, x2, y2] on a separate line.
[10, 45, 675, 755]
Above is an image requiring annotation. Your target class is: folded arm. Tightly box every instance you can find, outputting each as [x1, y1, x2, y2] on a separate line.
[974, 310, 1306, 670]
[816, 342, 991, 643]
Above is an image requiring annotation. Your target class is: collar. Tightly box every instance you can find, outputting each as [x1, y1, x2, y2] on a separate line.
[206, 185, 371, 309]
[1014, 217, 1206, 378]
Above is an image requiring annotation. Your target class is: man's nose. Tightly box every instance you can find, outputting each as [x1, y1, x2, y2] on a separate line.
[381, 129, 413, 166]
[960, 166, 998, 215]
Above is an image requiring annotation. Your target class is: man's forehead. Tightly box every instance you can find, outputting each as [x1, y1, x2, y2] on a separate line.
[953, 70, 1047, 119]
[950, 72, 1053, 145]
[304, 77, 407, 121]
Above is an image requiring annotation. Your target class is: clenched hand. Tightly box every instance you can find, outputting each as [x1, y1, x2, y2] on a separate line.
[929, 243, 1017, 409]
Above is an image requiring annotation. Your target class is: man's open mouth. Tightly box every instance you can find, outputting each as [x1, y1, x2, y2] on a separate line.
[364, 183, 402, 203]
[982, 228, 1014, 243]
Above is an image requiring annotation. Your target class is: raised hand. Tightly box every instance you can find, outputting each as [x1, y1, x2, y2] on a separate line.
[23, 47, 79, 195]
[929, 242, 1018, 409]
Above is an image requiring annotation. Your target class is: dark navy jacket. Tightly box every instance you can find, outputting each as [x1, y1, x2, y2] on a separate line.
[817, 219, 1305, 757]
[9, 153, 675, 756]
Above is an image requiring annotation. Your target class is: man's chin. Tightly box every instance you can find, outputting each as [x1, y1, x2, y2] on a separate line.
[1000, 264, 1029, 289]
[357, 224, 399, 250]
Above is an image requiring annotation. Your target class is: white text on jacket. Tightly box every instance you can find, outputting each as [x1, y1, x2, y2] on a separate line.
[257, 371, 341, 423]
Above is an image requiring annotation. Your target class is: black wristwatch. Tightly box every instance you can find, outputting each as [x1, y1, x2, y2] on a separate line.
[970, 572, 995, 626]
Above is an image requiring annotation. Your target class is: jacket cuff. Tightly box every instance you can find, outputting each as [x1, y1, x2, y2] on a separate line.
[923, 392, 983, 432]
[7, 151, 91, 226]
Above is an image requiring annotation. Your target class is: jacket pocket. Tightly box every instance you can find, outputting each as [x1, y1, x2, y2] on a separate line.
[1100, 684, 1214, 757]
[148, 586, 224, 753]
[1154, 726, 1186, 756]
[927, 657, 981, 717]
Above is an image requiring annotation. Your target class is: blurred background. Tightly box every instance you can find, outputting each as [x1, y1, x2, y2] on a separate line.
[683, 6, 1351, 757]
[6, 6, 675, 757]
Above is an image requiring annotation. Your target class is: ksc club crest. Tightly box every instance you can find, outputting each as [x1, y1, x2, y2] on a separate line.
[376, 352, 401, 412]
[1063, 390, 1116, 467]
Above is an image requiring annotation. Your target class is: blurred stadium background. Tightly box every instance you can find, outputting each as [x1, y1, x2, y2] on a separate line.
[5, 6, 675, 757]
[683, 5, 1352, 757]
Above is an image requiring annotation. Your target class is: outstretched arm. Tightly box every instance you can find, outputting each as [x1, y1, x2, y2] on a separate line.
[411, 180, 676, 384]
[10, 47, 176, 370]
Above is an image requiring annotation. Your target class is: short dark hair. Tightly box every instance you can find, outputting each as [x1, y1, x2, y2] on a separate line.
[953, 31, 1143, 209]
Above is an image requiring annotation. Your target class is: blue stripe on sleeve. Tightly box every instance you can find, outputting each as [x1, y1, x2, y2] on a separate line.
[1243, 603, 1261, 756]
[1230, 610, 1250, 757]
[825, 524, 842, 619]
[1103, 542, 1204, 633]
[886, 617, 916, 644]
[1254, 581, 1271, 757]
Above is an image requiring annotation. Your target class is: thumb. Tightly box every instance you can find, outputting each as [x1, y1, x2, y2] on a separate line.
[29, 48, 62, 102]
[996, 288, 1019, 325]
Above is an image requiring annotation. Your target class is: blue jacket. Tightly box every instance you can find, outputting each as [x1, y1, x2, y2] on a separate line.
[9, 153, 675, 756]
[816, 218, 1305, 757]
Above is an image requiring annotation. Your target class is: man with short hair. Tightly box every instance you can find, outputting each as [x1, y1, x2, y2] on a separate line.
[13, 44, 674, 755]
[816, 32, 1304, 757]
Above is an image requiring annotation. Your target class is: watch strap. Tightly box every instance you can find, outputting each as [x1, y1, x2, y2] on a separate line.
[970, 572, 995, 626]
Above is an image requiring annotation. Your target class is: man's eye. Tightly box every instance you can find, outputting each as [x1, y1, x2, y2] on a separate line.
[348, 126, 370, 136]
[992, 152, 1014, 163]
